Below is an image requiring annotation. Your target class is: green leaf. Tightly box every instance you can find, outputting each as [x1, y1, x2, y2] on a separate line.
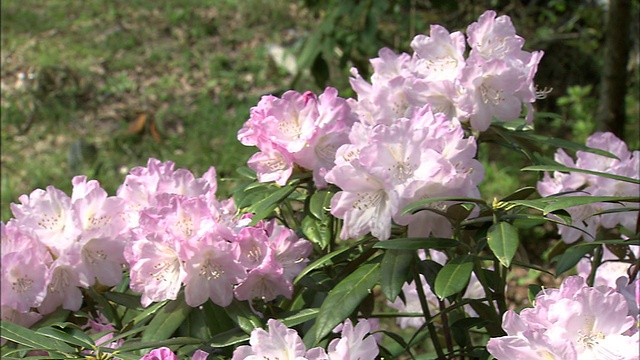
[127, 300, 168, 328]
[114, 337, 202, 353]
[0, 321, 75, 353]
[278, 308, 319, 327]
[294, 239, 366, 284]
[225, 299, 263, 334]
[542, 195, 640, 214]
[141, 295, 192, 342]
[380, 249, 414, 301]
[402, 197, 487, 215]
[247, 180, 299, 225]
[310, 262, 380, 346]
[487, 222, 520, 268]
[302, 215, 332, 249]
[553, 244, 598, 275]
[235, 166, 257, 180]
[308, 189, 334, 220]
[510, 132, 619, 159]
[522, 165, 640, 184]
[528, 284, 543, 304]
[499, 187, 536, 202]
[311, 53, 330, 88]
[102, 291, 144, 310]
[37, 324, 95, 349]
[209, 328, 250, 348]
[372, 237, 461, 250]
[434, 255, 474, 300]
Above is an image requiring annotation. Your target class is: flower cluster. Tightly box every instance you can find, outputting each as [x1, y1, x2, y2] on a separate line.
[1, 158, 313, 330]
[326, 104, 483, 240]
[231, 318, 378, 360]
[2, 176, 128, 330]
[349, 10, 544, 131]
[487, 275, 639, 360]
[238, 87, 356, 187]
[120, 159, 313, 307]
[537, 132, 640, 243]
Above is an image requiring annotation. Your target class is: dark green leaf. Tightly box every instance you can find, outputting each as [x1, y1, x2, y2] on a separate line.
[0, 321, 74, 353]
[499, 187, 536, 202]
[553, 244, 598, 275]
[225, 300, 263, 334]
[510, 132, 619, 159]
[141, 295, 192, 342]
[301, 215, 332, 249]
[278, 308, 319, 327]
[380, 249, 414, 301]
[402, 197, 487, 215]
[434, 255, 474, 299]
[294, 239, 366, 284]
[308, 189, 333, 220]
[373, 237, 460, 250]
[487, 222, 520, 268]
[37, 325, 95, 349]
[528, 284, 543, 304]
[127, 300, 168, 328]
[310, 262, 380, 346]
[209, 328, 250, 348]
[247, 180, 299, 225]
[522, 165, 640, 184]
[235, 166, 257, 180]
[114, 337, 202, 353]
[311, 53, 330, 88]
[542, 195, 639, 214]
[102, 291, 144, 310]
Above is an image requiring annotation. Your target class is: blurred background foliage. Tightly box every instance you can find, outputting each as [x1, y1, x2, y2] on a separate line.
[1, 0, 639, 222]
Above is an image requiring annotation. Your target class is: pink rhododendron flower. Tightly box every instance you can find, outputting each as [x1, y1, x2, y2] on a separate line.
[487, 275, 640, 360]
[327, 319, 379, 360]
[239, 87, 355, 187]
[125, 233, 186, 307]
[140, 348, 209, 360]
[232, 318, 325, 360]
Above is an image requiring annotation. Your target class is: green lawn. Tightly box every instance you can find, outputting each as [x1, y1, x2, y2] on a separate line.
[1, 0, 317, 220]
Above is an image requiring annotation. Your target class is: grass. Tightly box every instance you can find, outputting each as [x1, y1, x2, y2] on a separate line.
[1, 0, 312, 221]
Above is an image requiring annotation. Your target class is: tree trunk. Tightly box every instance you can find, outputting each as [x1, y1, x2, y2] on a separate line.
[596, 0, 632, 140]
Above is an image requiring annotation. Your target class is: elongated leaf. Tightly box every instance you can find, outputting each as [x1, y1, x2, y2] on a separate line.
[127, 300, 168, 328]
[528, 284, 543, 304]
[510, 132, 619, 159]
[311, 262, 380, 346]
[225, 300, 263, 334]
[278, 308, 319, 327]
[380, 249, 414, 301]
[209, 328, 250, 348]
[37, 325, 95, 349]
[103, 291, 144, 310]
[523, 165, 640, 184]
[402, 197, 488, 215]
[236, 166, 257, 180]
[572, 238, 640, 247]
[141, 295, 192, 342]
[248, 180, 299, 225]
[373, 237, 460, 250]
[114, 337, 202, 353]
[0, 321, 74, 353]
[542, 196, 639, 214]
[434, 255, 474, 299]
[487, 222, 519, 268]
[294, 239, 366, 284]
[499, 187, 537, 202]
[553, 244, 598, 275]
[308, 189, 333, 220]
